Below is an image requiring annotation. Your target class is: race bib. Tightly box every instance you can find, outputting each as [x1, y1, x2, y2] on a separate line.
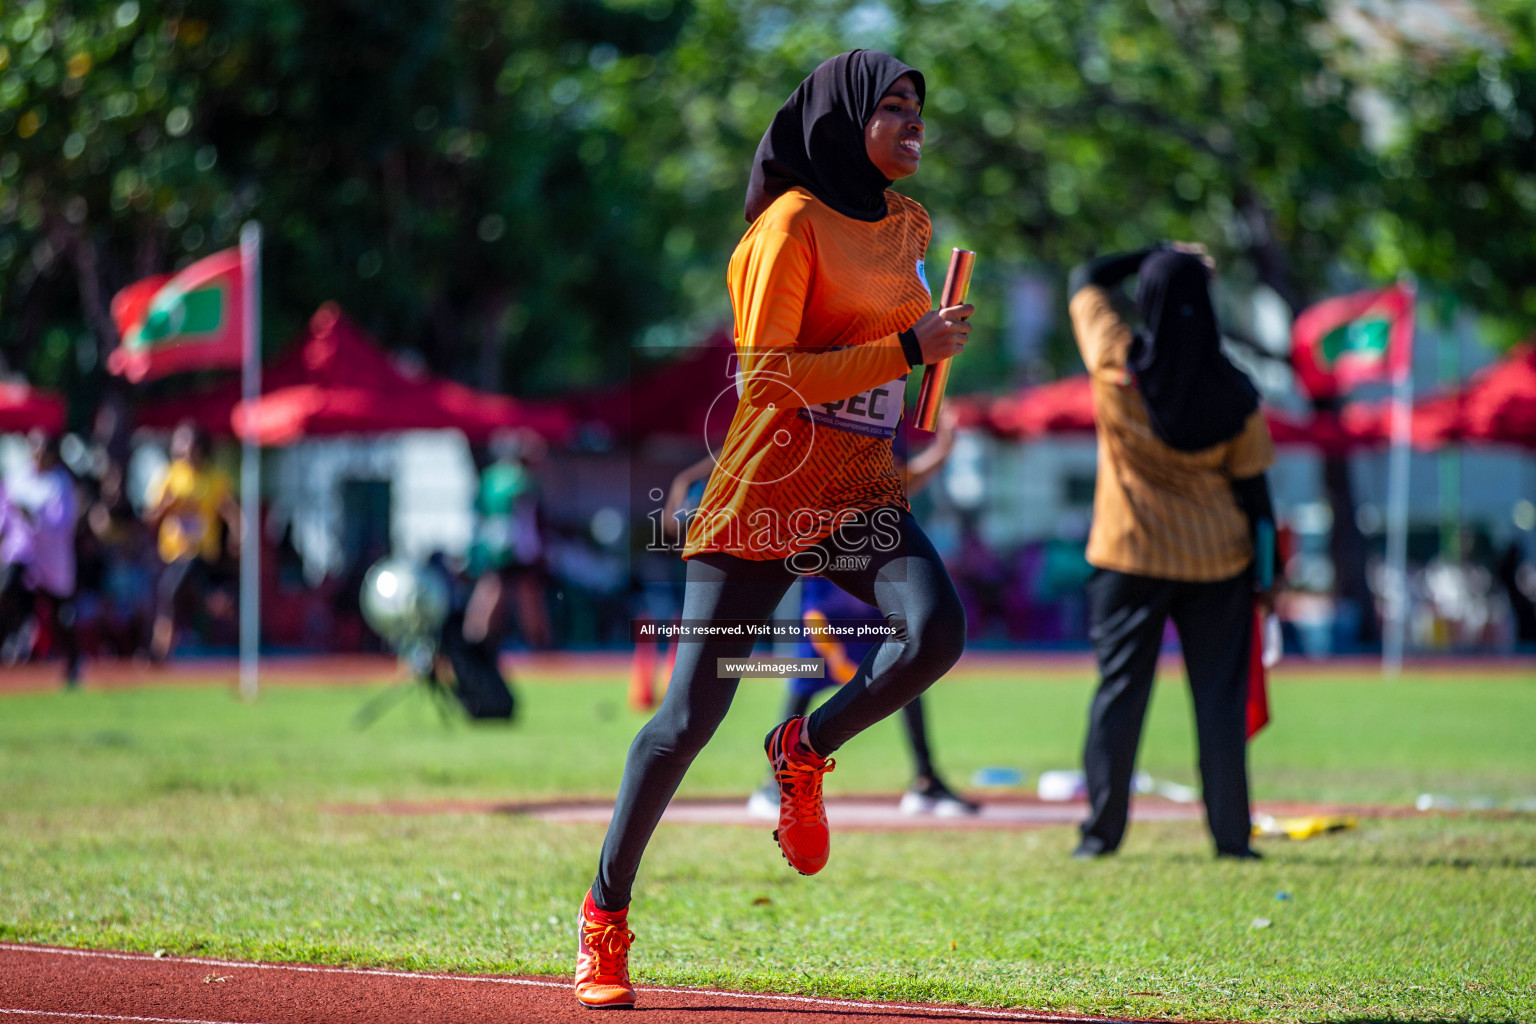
[798, 374, 907, 438]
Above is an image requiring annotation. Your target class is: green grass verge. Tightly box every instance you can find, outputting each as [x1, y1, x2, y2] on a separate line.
[2, 669, 1534, 1022]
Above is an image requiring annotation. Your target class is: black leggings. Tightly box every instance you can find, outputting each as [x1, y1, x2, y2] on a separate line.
[592, 508, 964, 911]
[778, 690, 935, 780]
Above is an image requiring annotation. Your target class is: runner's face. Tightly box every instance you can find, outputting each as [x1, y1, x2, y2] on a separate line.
[863, 75, 923, 180]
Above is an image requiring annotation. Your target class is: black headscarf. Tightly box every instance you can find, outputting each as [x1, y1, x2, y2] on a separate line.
[1129, 250, 1259, 452]
[744, 50, 925, 224]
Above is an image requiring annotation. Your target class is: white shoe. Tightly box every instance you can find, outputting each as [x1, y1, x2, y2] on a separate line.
[745, 783, 779, 820]
[933, 794, 981, 818]
[900, 777, 981, 817]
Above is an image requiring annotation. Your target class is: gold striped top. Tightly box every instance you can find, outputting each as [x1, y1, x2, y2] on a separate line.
[1070, 285, 1275, 582]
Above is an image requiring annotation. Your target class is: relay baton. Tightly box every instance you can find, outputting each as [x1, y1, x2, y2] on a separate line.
[913, 248, 976, 432]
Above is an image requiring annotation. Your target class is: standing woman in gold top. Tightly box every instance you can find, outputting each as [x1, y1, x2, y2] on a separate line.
[1068, 244, 1278, 861]
[573, 50, 974, 1009]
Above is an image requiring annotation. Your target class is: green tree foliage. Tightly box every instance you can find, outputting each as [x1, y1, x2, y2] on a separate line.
[0, 0, 1528, 414]
[0, 0, 695, 401]
[1348, 0, 1536, 345]
[647, 0, 1528, 369]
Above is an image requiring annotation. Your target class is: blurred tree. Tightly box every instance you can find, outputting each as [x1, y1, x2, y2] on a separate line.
[624, 0, 1525, 650]
[1, 0, 1528, 414]
[0, 0, 696, 409]
[575, 0, 1530, 399]
[1351, 0, 1536, 346]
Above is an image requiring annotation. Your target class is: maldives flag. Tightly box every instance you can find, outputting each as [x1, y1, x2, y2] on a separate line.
[1246, 608, 1270, 741]
[1290, 283, 1415, 399]
[108, 247, 246, 383]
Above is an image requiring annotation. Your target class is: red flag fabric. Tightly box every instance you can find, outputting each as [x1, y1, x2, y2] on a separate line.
[109, 249, 245, 382]
[1246, 608, 1270, 741]
[1290, 283, 1414, 399]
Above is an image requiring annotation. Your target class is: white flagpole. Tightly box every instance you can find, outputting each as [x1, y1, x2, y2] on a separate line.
[239, 222, 262, 699]
[1382, 281, 1415, 678]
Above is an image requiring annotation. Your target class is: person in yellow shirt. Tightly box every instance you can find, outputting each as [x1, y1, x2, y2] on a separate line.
[145, 423, 242, 662]
[575, 50, 974, 1010]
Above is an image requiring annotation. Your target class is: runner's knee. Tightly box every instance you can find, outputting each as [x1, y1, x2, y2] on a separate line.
[637, 703, 727, 765]
[907, 586, 966, 679]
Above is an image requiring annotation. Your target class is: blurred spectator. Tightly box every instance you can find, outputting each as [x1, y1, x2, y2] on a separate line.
[547, 522, 629, 646]
[0, 480, 22, 576]
[465, 430, 552, 650]
[144, 423, 242, 662]
[426, 550, 515, 719]
[662, 455, 714, 546]
[1495, 543, 1536, 650]
[85, 461, 156, 656]
[1419, 554, 1500, 649]
[625, 455, 713, 708]
[951, 514, 1008, 642]
[0, 431, 81, 684]
[0, 477, 30, 662]
[335, 538, 390, 653]
[71, 478, 108, 658]
[261, 514, 346, 651]
[1068, 245, 1271, 861]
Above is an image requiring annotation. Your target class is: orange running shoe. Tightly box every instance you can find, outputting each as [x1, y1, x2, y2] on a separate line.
[574, 891, 636, 1009]
[764, 716, 836, 875]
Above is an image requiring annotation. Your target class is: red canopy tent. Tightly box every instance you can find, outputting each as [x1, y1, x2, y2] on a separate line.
[1264, 405, 1383, 454]
[0, 382, 66, 434]
[959, 345, 1536, 452]
[566, 331, 738, 443]
[136, 303, 572, 445]
[1352, 343, 1536, 449]
[958, 376, 1407, 451]
[955, 375, 1097, 439]
[1440, 343, 1536, 447]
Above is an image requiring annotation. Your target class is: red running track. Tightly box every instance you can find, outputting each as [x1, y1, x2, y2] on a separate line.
[0, 943, 1164, 1024]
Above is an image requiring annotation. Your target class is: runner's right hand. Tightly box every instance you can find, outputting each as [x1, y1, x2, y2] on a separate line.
[910, 304, 974, 364]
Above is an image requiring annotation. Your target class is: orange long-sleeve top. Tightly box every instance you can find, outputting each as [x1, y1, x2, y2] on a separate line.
[683, 186, 934, 561]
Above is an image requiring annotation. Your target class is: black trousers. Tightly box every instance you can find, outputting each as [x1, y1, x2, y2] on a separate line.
[592, 508, 965, 911]
[1079, 567, 1255, 856]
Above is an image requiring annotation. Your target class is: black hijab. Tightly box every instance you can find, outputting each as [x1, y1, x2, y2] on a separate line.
[1129, 250, 1259, 452]
[744, 50, 925, 224]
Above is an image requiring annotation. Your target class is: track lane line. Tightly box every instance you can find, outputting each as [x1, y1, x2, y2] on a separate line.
[0, 943, 1135, 1022]
[0, 1010, 266, 1024]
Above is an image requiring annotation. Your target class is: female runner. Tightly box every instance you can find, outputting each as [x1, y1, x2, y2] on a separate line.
[576, 49, 973, 1008]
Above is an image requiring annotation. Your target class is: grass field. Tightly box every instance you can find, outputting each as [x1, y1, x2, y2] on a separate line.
[2, 666, 1534, 1022]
